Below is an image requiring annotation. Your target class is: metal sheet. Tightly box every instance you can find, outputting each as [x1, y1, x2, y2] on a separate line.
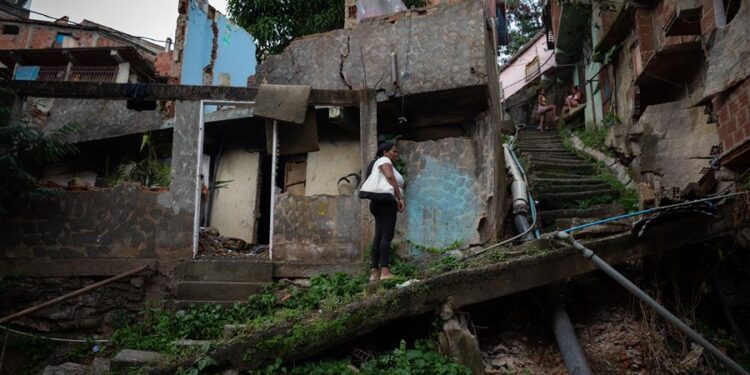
[254, 84, 311, 124]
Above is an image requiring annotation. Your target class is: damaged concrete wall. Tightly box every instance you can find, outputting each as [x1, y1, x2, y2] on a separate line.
[273, 195, 361, 262]
[210, 149, 261, 244]
[26, 98, 172, 143]
[305, 136, 361, 196]
[396, 137, 487, 250]
[178, 0, 256, 87]
[0, 183, 192, 260]
[627, 99, 719, 198]
[0, 101, 201, 276]
[255, 0, 488, 95]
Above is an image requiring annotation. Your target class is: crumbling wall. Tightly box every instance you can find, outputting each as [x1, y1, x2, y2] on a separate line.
[627, 99, 719, 199]
[0, 101, 201, 277]
[273, 195, 361, 262]
[25, 98, 171, 143]
[178, 0, 256, 87]
[255, 0, 488, 95]
[396, 137, 487, 250]
[0, 183, 193, 261]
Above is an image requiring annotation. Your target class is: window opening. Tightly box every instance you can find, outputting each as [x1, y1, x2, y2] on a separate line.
[2, 25, 19, 35]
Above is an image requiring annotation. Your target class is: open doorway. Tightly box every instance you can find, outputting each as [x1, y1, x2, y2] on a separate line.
[195, 101, 273, 259]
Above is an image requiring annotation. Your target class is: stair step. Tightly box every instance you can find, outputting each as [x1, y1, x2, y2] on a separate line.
[533, 177, 604, 185]
[530, 158, 590, 167]
[175, 281, 267, 301]
[535, 183, 610, 194]
[539, 204, 626, 227]
[173, 300, 245, 309]
[530, 161, 596, 174]
[533, 171, 598, 179]
[179, 259, 274, 282]
[536, 189, 619, 210]
[518, 147, 571, 153]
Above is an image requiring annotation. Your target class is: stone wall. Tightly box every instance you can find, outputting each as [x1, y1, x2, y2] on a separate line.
[255, 0, 489, 95]
[0, 275, 150, 333]
[0, 101, 201, 277]
[0, 183, 192, 260]
[396, 137, 488, 251]
[272, 194, 362, 262]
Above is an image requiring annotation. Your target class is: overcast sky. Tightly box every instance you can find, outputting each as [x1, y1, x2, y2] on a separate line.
[30, 0, 229, 43]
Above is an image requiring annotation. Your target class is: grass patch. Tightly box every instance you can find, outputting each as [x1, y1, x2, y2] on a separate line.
[249, 339, 471, 375]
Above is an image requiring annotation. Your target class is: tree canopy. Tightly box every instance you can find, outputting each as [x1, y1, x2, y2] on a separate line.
[228, 0, 426, 62]
[499, 0, 543, 64]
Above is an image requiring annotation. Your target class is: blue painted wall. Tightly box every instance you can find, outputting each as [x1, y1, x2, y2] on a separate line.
[403, 156, 482, 251]
[180, 0, 256, 87]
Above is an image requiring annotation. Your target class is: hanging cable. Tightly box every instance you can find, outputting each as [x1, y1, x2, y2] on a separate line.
[0, 325, 109, 343]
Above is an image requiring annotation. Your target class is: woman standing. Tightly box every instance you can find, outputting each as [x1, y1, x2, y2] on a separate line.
[366, 142, 405, 282]
[537, 88, 556, 131]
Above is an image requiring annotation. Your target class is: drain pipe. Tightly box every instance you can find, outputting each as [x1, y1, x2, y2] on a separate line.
[554, 231, 750, 375]
[503, 143, 534, 240]
[504, 138, 592, 374]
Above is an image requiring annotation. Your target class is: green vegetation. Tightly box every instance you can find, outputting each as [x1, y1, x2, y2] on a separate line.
[228, 0, 427, 62]
[249, 340, 471, 375]
[574, 125, 609, 153]
[0, 72, 79, 215]
[105, 132, 171, 188]
[409, 240, 462, 255]
[499, 0, 543, 64]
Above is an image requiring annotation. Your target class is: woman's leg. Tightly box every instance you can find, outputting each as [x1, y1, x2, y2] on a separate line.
[370, 201, 383, 270]
[378, 201, 398, 278]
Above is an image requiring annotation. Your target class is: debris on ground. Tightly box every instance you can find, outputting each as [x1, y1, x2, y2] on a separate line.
[198, 227, 268, 258]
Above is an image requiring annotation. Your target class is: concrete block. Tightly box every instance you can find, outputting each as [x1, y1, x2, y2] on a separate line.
[111, 349, 164, 372]
[90, 357, 111, 375]
[175, 281, 267, 301]
[180, 259, 273, 282]
[41, 362, 87, 375]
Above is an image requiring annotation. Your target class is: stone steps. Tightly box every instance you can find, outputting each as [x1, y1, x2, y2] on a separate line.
[539, 204, 626, 227]
[533, 177, 604, 185]
[175, 259, 273, 305]
[534, 183, 611, 194]
[532, 171, 598, 179]
[179, 258, 273, 282]
[536, 189, 619, 210]
[530, 161, 596, 174]
[175, 281, 267, 302]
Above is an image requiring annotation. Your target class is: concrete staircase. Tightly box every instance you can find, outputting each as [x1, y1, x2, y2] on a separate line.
[175, 259, 273, 308]
[515, 129, 625, 233]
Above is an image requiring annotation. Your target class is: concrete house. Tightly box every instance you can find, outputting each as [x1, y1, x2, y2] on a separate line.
[540, 0, 743, 203]
[0, 0, 508, 325]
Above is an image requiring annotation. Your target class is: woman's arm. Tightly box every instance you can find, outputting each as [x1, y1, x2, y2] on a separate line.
[380, 163, 405, 211]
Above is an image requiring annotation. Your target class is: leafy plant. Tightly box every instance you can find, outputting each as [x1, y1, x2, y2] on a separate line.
[499, 0, 543, 64]
[106, 132, 171, 188]
[249, 340, 471, 375]
[0, 71, 79, 215]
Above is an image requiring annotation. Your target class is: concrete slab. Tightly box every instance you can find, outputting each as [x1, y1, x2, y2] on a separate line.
[41, 362, 87, 375]
[111, 349, 163, 372]
[180, 259, 273, 282]
[175, 281, 267, 301]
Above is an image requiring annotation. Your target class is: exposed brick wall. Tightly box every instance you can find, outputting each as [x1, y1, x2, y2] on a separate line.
[155, 51, 173, 77]
[0, 22, 124, 50]
[714, 77, 750, 164]
[635, 7, 656, 65]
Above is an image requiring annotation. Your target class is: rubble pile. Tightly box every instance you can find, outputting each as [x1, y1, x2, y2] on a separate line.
[198, 227, 267, 258]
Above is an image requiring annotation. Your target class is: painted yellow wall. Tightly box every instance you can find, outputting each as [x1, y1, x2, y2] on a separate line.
[210, 148, 261, 243]
[305, 137, 361, 196]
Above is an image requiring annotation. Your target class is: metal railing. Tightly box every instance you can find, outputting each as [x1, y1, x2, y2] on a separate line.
[32, 65, 119, 83]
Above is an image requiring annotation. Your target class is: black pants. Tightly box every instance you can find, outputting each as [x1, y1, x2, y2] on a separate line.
[370, 200, 397, 268]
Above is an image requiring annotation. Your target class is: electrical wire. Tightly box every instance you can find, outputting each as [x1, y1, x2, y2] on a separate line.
[5, 2, 172, 44]
[0, 325, 110, 343]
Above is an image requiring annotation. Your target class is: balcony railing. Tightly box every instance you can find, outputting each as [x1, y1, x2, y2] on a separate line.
[19, 65, 119, 83]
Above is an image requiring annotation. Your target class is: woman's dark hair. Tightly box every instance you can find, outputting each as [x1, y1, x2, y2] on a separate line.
[366, 142, 396, 178]
[376, 142, 395, 158]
